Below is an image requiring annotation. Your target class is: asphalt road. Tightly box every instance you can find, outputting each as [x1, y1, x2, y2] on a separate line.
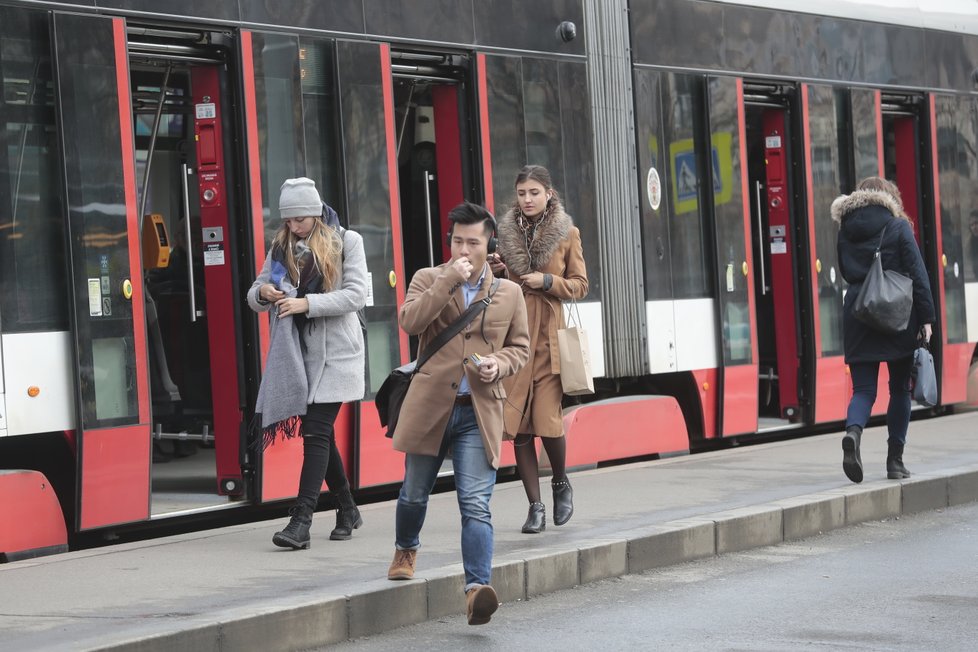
[329, 503, 978, 651]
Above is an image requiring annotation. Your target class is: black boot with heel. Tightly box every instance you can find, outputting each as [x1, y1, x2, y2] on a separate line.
[886, 442, 911, 479]
[272, 505, 314, 549]
[330, 487, 363, 541]
[552, 478, 574, 526]
[842, 425, 863, 484]
[521, 502, 546, 533]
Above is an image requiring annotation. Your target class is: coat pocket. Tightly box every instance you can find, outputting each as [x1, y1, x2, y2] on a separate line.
[330, 313, 363, 358]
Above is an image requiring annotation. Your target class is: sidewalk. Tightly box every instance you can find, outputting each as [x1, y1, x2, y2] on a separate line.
[2, 412, 977, 651]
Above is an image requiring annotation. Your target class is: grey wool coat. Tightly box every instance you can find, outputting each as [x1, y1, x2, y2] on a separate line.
[247, 229, 368, 405]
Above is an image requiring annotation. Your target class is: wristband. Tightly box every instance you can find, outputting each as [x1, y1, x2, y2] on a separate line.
[542, 273, 554, 292]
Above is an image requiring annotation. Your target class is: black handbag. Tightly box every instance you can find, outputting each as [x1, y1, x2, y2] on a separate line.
[852, 222, 913, 334]
[911, 340, 938, 407]
[376, 278, 499, 438]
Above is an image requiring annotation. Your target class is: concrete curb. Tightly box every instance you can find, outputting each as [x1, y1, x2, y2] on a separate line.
[98, 463, 978, 651]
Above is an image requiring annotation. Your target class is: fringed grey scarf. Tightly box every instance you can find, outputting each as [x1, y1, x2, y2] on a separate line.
[252, 240, 324, 450]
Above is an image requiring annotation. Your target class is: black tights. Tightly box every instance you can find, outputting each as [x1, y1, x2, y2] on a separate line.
[296, 402, 349, 511]
[513, 433, 567, 504]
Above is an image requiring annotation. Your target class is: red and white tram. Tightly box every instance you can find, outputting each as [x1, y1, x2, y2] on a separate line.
[1, 0, 976, 561]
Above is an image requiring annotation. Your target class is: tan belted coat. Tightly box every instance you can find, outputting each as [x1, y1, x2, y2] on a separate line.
[495, 203, 589, 437]
[391, 263, 530, 468]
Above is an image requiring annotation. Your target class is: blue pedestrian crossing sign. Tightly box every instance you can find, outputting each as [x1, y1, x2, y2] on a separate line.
[675, 151, 697, 202]
[669, 132, 733, 214]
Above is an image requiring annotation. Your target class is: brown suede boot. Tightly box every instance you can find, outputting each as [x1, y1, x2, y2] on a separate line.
[387, 549, 417, 580]
[465, 584, 498, 625]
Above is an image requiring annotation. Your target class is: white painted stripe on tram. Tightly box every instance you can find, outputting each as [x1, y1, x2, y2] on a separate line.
[1, 332, 76, 436]
[647, 299, 719, 374]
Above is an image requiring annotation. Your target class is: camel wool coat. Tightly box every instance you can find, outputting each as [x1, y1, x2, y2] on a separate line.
[392, 263, 530, 468]
[495, 203, 589, 437]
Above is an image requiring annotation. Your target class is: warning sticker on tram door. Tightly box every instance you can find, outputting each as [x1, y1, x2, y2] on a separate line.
[203, 242, 225, 266]
[88, 278, 102, 316]
[195, 103, 216, 120]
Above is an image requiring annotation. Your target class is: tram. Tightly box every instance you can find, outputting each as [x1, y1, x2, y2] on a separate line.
[1, 0, 977, 561]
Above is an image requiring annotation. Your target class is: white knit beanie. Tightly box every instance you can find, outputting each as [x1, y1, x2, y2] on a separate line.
[278, 177, 322, 219]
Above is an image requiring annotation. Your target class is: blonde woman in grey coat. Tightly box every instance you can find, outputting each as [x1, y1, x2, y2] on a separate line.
[247, 178, 368, 549]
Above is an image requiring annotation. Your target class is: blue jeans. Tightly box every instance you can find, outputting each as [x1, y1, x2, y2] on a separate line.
[395, 404, 496, 591]
[846, 357, 913, 445]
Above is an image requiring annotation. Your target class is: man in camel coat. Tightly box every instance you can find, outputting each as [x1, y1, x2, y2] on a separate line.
[387, 202, 529, 626]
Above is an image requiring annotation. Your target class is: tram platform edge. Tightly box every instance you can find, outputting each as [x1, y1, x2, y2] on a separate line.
[2, 412, 978, 651]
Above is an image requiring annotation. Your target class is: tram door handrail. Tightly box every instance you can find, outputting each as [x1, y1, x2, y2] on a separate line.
[181, 163, 198, 322]
[755, 180, 767, 296]
[423, 171, 436, 267]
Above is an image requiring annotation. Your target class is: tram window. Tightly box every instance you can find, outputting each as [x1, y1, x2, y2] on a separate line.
[934, 95, 972, 342]
[662, 73, 711, 299]
[634, 68, 673, 301]
[484, 55, 525, 216]
[708, 75, 751, 365]
[299, 39, 342, 214]
[558, 60, 600, 301]
[251, 32, 306, 246]
[806, 85, 845, 357]
[483, 55, 601, 300]
[850, 89, 879, 183]
[336, 40, 400, 397]
[0, 9, 70, 334]
[134, 86, 184, 138]
[522, 58, 564, 191]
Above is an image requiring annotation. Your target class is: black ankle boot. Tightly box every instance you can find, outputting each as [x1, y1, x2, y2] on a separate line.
[330, 488, 363, 541]
[842, 426, 863, 484]
[552, 477, 574, 526]
[272, 505, 313, 549]
[521, 502, 546, 534]
[886, 442, 911, 479]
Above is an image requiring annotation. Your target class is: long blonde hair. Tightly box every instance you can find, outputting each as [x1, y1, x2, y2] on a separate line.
[856, 176, 912, 224]
[270, 218, 343, 290]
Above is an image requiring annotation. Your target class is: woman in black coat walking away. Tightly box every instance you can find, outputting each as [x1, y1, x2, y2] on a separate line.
[832, 176, 935, 483]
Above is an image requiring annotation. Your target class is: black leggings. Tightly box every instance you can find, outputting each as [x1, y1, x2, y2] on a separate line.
[296, 402, 350, 511]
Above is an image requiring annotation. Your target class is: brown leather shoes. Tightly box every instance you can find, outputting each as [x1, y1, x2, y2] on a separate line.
[465, 584, 498, 625]
[387, 548, 417, 580]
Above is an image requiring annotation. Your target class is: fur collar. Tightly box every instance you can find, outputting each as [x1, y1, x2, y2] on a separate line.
[496, 202, 572, 276]
[830, 189, 903, 223]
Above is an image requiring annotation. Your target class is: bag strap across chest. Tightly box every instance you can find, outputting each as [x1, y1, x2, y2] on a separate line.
[416, 277, 500, 372]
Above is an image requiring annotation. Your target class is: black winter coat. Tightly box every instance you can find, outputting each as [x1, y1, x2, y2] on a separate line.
[832, 190, 936, 364]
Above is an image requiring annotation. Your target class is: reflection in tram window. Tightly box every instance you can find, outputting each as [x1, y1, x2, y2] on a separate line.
[662, 73, 711, 300]
[708, 76, 751, 365]
[0, 8, 70, 334]
[806, 85, 845, 357]
[934, 95, 972, 343]
[634, 69, 673, 301]
[483, 55, 601, 300]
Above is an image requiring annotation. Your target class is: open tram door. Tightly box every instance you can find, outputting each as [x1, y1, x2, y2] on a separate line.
[741, 82, 808, 430]
[925, 93, 977, 406]
[328, 42, 490, 489]
[845, 90, 933, 416]
[51, 14, 152, 530]
[125, 28, 249, 515]
[389, 49, 478, 284]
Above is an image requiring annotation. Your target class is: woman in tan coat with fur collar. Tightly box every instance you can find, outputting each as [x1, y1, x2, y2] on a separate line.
[491, 165, 588, 533]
